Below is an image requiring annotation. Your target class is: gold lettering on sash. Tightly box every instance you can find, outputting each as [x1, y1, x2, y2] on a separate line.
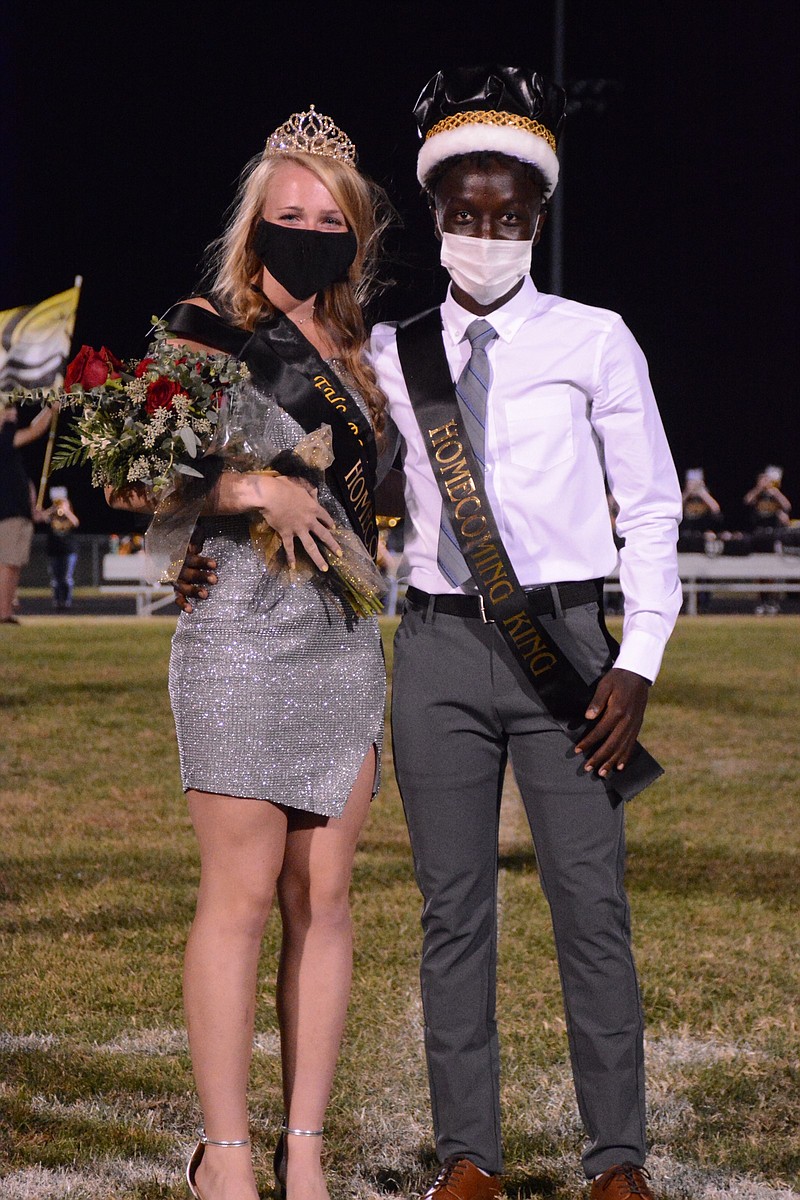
[460, 514, 487, 538]
[472, 543, 500, 566]
[343, 460, 378, 555]
[439, 457, 474, 502]
[488, 579, 514, 603]
[427, 424, 510, 591]
[463, 528, 495, 555]
[434, 438, 464, 465]
[502, 610, 558, 675]
[454, 495, 481, 521]
[313, 374, 364, 445]
[309, 371, 377, 549]
[479, 560, 507, 585]
[426, 419, 558, 676]
[448, 476, 475, 500]
[429, 420, 460, 446]
[310, 371, 377, 555]
[469, 543, 513, 600]
[344, 459, 373, 516]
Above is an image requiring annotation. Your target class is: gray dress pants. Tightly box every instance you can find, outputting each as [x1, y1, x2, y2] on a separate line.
[391, 594, 647, 1179]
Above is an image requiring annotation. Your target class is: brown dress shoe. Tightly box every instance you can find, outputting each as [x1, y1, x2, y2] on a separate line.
[590, 1162, 655, 1198]
[422, 1156, 503, 1198]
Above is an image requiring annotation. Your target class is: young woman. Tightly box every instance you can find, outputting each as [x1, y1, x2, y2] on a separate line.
[108, 109, 392, 1200]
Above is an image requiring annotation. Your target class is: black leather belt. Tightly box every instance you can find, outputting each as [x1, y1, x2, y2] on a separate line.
[405, 580, 601, 622]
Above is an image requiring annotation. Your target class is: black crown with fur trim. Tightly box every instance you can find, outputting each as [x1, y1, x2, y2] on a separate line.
[414, 65, 566, 198]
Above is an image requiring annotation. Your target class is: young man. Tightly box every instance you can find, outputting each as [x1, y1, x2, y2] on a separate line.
[368, 66, 682, 1199]
[174, 64, 681, 1199]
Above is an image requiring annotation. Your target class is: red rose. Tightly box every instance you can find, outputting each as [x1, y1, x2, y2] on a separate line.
[145, 377, 182, 414]
[134, 357, 155, 378]
[99, 347, 123, 376]
[63, 346, 91, 390]
[63, 345, 123, 391]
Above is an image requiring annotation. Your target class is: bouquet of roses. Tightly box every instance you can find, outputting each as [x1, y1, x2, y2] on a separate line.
[4, 319, 384, 614]
[49, 320, 248, 496]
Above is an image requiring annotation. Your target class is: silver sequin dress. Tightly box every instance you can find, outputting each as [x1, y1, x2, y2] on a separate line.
[168, 378, 385, 818]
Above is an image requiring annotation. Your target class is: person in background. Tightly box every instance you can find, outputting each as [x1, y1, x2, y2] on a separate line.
[678, 468, 724, 611]
[0, 403, 54, 624]
[37, 485, 80, 611]
[743, 465, 792, 613]
[678, 468, 723, 552]
[743, 465, 791, 549]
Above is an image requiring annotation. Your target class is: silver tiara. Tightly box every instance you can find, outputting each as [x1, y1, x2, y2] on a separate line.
[265, 105, 357, 165]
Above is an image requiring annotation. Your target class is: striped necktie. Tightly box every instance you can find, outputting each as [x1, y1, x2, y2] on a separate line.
[436, 318, 499, 587]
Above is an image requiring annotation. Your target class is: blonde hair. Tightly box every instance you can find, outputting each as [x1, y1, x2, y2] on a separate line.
[203, 149, 394, 438]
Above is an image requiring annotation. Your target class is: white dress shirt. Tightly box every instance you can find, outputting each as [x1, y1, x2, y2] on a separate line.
[370, 276, 682, 682]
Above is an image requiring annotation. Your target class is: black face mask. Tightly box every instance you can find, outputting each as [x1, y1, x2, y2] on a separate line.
[252, 218, 358, 301]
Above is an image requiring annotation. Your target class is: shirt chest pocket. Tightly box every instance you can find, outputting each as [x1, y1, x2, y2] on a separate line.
[503, 387, 575, 471]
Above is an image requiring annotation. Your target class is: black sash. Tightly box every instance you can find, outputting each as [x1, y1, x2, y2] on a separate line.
[395, 307, 663, 803]
[163, 302, 378, 558]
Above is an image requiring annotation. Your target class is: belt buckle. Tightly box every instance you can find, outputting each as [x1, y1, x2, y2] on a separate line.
[477, 593, 494, 624]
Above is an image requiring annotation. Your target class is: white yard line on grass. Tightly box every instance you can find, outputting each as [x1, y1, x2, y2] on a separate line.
[0, 1026, 279, 1057]
[0, 1159, 179, 1200]
[0, 1033, 59, 1053]
[645, 1154, 798, 1200]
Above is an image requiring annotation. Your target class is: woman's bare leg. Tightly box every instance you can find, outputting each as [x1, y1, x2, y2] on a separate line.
[276, 749, 376, 1199]
[184, 790, 288, 1200]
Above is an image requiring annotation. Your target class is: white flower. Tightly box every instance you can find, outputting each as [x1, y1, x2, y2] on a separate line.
[148, 406, 170, 435]
[125, 378, 148, 405]
[127, 456, 153, 483]
[172, 393, 192, 422]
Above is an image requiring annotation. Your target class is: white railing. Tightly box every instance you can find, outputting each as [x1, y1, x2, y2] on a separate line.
[605, 552, 800, 616]
[100, 554, 175, 617]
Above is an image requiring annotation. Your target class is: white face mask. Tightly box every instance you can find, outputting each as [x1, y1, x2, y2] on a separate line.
[440, 231, 534, 305]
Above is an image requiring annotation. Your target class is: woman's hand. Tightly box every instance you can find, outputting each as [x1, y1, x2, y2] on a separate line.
[260, 475, 342, 571]
[234, 473, 342, 572]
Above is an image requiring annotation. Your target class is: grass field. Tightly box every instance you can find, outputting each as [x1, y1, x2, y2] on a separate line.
[1, 616, 798, 1200]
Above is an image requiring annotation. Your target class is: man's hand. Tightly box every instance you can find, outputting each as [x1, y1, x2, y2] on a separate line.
[574, 667, 650, 777]
[173, 535, 217, 614]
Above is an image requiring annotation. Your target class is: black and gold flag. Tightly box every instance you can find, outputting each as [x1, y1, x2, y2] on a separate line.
[0, 280, 81, 392]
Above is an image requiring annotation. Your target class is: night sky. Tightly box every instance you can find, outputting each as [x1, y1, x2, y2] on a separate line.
[3, 1, 797, 532]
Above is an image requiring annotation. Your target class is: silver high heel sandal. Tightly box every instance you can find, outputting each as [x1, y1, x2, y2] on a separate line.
[186, 1130, 250, 1199]
[273, 1118, 324, 1200]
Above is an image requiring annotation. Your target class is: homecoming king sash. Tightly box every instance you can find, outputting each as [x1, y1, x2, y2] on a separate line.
[395, 307, 663, 803]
